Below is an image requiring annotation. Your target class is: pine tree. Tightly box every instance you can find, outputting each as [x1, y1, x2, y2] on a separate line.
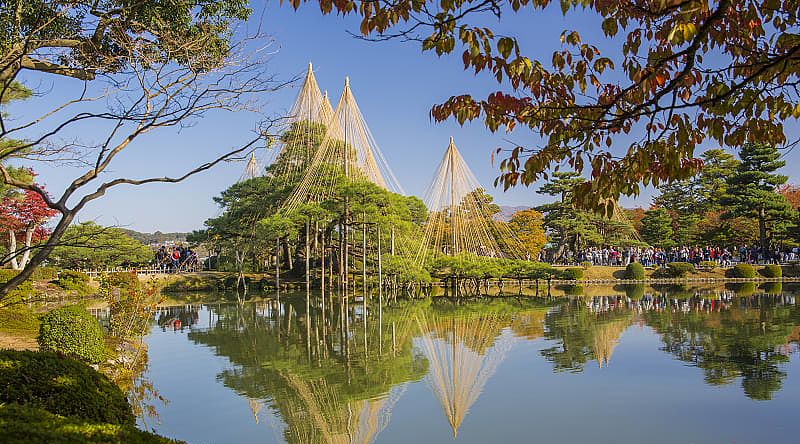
[640, 208, 674, 248]
[723, 143, 794, 250]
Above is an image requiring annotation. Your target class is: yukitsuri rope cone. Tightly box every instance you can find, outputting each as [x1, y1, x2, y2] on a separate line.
[240, 152, 261, 182]
[417, 137, 527, 264]
[283, 76, 404, 212]
[262, 62, 335, 186]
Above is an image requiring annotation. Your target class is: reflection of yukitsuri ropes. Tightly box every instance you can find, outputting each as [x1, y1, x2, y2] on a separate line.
[591, 316, 631, 368]
[417, 137, 526, 264]
[280, 372, 407, 444]
[415, 312, 515, 437]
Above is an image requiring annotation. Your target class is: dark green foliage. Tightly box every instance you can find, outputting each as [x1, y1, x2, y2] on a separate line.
[625, 262, 645, 279]
[623, 283, 645, 299]
[0, 350, 133, 424]
[0, 404, 181, 444]
[722, 143, 794, 249]
[666, 262, 696, 278]
[761, 264, 782, 278]
[37, 306, 105, 364]
[640, 208, 674, 247]
[560, 267, 584, 280]
[51, 222, 152, 269]
[104, 272, 138, 290]
[56, 270, 91, 295]
[731, 263, 757, 278]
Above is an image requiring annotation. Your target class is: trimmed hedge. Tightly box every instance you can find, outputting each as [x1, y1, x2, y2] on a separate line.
[697, 261, 718, 270]
[666, 262, 696, 278]
[0, 404, 180, 444]
[761, 264, 783, 278]
[38, 305, 105, 364]
[561, 267, 584, 280]
[731, 263, 756, 278]
[0, 350, 133, 425]
[625, 262, 646, 280]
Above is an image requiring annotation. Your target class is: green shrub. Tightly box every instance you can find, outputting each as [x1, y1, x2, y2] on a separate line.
[38, 305, 105, 364]
[32, 266, 59, 281]
[697, 261, 718, 270]
[623, 283, 646, 300]
[104, 271, 139, 290]
[731, 263, 756, 278]
[0, 269, 35, 300]
[57, 270, 92, 295]
[761, 264, 783, 278]
[560, 267, 584, 280]
[0, 404, 180, 444]
[666, 262, 696, 278]
[625, 262, 646, 280]
[580, 261, 592, 270]
[761, 281, 783, 294]
[0, 350, 133, 425]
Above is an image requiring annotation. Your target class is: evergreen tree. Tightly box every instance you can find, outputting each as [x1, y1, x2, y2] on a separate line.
[639, 208, 674, 248]
[723, 143, 794, 250]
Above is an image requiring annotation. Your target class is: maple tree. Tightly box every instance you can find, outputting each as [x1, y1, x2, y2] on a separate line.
[0, 177, 58, 270]
[291, 0, 800, 213]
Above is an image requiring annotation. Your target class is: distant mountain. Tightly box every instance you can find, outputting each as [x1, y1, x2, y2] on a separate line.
[121, 229, 188, 245]
[496, 205, 531, 222]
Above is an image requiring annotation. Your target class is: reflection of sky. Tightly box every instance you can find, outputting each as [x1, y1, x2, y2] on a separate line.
[8, 1, 800, 232]
[139, 300, 800, 444]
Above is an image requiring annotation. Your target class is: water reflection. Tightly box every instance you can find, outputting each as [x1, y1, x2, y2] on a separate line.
[140, 288, 800, 443]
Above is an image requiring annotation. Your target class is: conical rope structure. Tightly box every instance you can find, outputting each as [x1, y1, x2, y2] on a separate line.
[415, 311, 514, 438]
[239, 152, 261, 182]
[283, 77, 404, 212]
[263, 62, 335, 186]
[417, 137, 526, 264]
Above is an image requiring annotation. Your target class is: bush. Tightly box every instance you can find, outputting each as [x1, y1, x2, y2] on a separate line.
[0, 350, 133, 425]
[761, 264, 783, 278]
[731, 263, 756, 278]
[580, 261, 592, 270]
[104, 271, 139, 290]
[697, 261, 718, 270]
[0, 404, 180, 444]
[560, 267, 584, 280]
[0, 269, 35, 300]
[38, 305, 105, 364]
[625, 262, 646, 280]
[32, 266, 59, 281]
[57, 270, 92, 295]
[666, 262, 696, 278]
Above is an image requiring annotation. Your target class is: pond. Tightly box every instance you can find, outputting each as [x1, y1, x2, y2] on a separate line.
[135, 284, 800, 443]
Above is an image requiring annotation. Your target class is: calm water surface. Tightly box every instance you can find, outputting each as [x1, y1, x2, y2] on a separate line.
[136, 285, 800, 443]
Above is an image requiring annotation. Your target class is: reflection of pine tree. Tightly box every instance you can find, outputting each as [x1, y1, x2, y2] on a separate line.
[644, 299, 800, 400]
[186, 301, 427, 443]
[540, 302, 632, 372]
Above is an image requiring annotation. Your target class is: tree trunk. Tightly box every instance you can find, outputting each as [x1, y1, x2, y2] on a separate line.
[19, 224, 34, 269]
[8, 229, 19, 270]
[1, 211, 75, 299]
[759, 206, 768, 252]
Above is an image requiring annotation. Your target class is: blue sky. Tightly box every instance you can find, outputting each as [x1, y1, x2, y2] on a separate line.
[8, 1, 800, 232]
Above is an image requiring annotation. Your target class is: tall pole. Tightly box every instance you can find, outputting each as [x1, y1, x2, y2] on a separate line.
[378, 225, 383, 356]
[449, 137, 456, 256]
[343, 77, 350, 304]
[275, 238, 280, 300]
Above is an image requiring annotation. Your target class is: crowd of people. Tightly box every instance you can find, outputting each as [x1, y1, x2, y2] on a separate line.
[549, 245, 800, 267]
[155, 245, 198, 272]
